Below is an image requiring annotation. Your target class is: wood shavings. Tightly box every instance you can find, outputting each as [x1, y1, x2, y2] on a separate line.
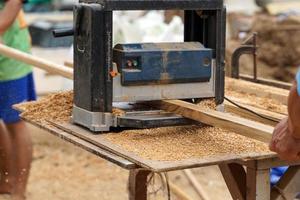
[225, 90, 287, 115]
[17, 90, 270, 162]
[18, 91, 126, 124]
[104, 126, 269, 161]
[20, 91, 73, 124]
[197, 99, 217, 110]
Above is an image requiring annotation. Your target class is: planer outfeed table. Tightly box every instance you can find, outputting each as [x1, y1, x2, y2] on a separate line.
[15, 104, 300, 200]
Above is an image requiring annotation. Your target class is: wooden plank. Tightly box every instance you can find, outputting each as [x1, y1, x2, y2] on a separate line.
[64, 60, 73, 68]
[224, 101, 285, 127]
[246, 168, 270, 200]
[0, 44, 73, 79]
[225, 95, 288, 116]
[154, 100, 274, 143]
[239, 74, 292, 90]
[271, 166, 300, 200]
[48, 121, 275, 172]
[226, 77, 289, 105]
[219, 163, 246, 200]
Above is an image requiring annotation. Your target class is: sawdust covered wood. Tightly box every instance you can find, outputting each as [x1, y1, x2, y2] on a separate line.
[104, 126, 269, 161]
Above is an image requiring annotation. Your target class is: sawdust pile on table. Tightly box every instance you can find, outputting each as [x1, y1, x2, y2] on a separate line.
[18, 91, 124, 124]
[19, 91, 73, 123]
[18, 91, 216, 124]
[104, 126, 269, 161]
[17, 91, 269, 161]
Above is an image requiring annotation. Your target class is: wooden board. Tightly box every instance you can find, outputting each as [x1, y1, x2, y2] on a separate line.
[226, 77, 289, 105]
[226, 95, 288, 116]
[154, 100, 274, 143]
[48, 121, 276, 172]
[224, 101, 286, 127]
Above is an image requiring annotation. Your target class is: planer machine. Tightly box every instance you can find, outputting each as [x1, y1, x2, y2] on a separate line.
[55, 0, 226, 132]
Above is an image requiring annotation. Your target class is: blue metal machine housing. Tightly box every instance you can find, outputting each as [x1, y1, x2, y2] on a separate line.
[113, 42, 213, 86]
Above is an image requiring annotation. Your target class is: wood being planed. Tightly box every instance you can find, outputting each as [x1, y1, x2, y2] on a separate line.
[155, 100, 274, 143]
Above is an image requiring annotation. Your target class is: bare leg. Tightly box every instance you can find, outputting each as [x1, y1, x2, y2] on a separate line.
[0, 121, 14, 194]
[6, 121, 32, 200]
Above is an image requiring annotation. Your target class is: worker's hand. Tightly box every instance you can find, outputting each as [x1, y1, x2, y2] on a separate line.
[269, 118, 300, 161]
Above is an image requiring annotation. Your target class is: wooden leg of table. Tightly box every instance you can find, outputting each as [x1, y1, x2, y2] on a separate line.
[271, 166, 300, 200]
[219, 163, 246, 200]
[246, 167, 270, 200]
[128, 169, 151, 200]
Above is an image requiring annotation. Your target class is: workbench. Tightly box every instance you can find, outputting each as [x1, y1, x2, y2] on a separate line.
[17, 114, 300, 200]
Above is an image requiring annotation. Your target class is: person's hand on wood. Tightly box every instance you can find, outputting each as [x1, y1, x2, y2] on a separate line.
[269, 74, 300, 161]
[269, 117, 300, 161]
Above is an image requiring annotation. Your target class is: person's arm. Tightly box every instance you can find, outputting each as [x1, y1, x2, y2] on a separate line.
[289, 72, 300, 138]
[269, 70, 300, 161]
[0, 0, 23, 35]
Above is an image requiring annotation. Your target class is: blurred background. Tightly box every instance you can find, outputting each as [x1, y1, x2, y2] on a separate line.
[27, 0, 300, 96]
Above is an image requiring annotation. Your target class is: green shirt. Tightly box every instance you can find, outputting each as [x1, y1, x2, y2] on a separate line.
[0, 2, 32, 81]
[28, 0, 52, 4]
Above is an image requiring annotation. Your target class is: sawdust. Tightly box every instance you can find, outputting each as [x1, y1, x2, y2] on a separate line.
[104, 126, 269, 161]
[19, 91, 73, 124]
[225, 89, 287, 115]
[17, 91, 270, 162]
[197, 99, 217, 110]
[19, 91, 125, 124]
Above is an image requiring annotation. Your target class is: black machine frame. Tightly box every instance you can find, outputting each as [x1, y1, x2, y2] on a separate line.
[74, 0, 226, 115]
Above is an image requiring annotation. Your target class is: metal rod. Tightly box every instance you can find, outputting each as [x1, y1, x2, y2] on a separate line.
[253, 32, 258, 82]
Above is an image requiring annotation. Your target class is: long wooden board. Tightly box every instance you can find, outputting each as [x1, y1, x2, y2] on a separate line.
[226, 77, 289, 105]
[226, 95, 288, 116]
[153, 100, 274, 143]
[49, 121, 275, 172]
[224, 101, 286, 127]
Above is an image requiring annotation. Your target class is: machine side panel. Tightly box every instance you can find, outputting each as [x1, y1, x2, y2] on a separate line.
[74, 5, 113, 112]
[215, 7, 226, 105]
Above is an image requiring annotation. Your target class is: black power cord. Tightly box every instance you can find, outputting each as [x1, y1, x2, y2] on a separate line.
[224, 96, 280, 123]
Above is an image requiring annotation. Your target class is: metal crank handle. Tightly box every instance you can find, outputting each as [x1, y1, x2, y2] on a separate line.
[52, 28, 74, 38]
